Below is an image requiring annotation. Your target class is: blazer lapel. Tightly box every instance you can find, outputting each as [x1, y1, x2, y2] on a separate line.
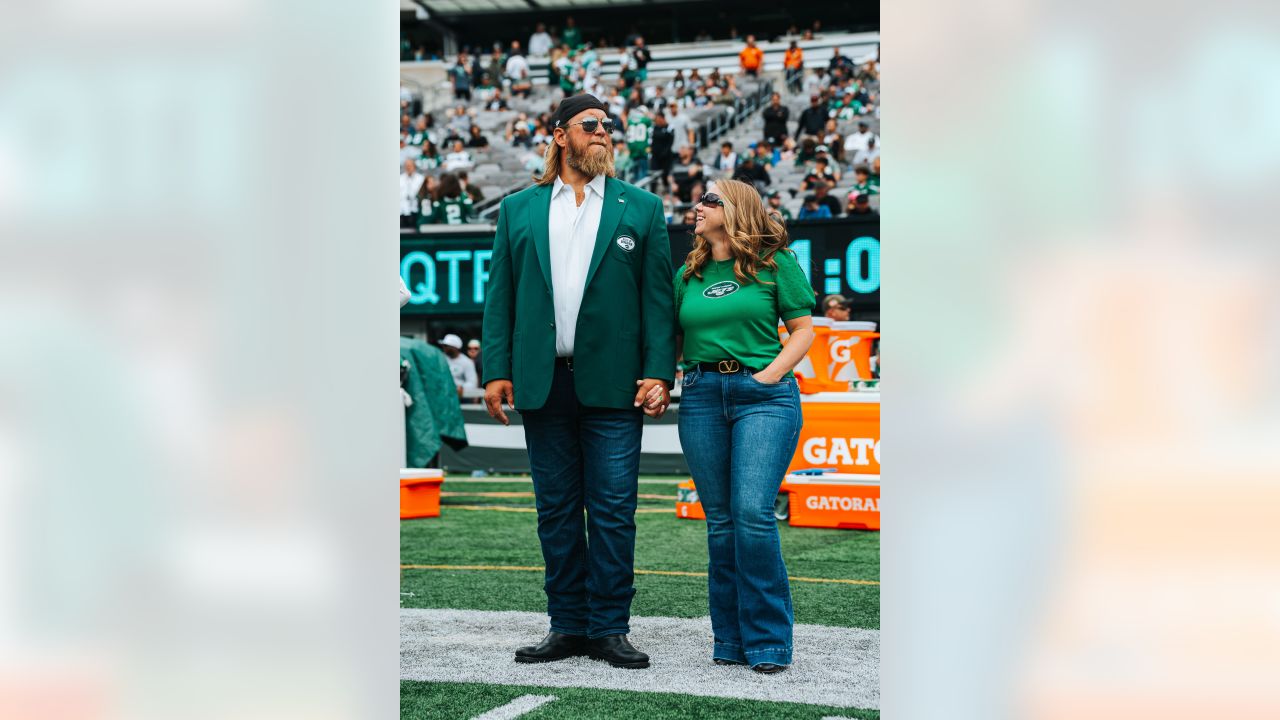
[527, 184, 553, 295]
[585, 177, 625, 291]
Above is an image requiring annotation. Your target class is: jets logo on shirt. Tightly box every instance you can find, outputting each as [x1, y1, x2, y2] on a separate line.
[616, 235, 635, 252]
[703, 281, 740, 299]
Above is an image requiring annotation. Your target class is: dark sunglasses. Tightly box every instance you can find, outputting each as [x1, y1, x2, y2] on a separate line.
[565, 117, 615, 134]
[696, 192, 724, 207]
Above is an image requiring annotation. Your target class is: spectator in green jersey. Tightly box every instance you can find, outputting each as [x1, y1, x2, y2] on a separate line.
[430, 173, 475, 225]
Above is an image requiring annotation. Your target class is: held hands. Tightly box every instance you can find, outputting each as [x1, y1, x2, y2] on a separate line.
[635, 378, 670, 419]
[484, 379, 515, 426]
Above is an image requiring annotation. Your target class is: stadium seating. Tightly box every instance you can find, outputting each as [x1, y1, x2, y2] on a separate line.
[401, 34, 878, 227]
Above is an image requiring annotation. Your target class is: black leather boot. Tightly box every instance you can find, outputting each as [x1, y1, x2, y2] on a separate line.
[587, 634, 650, 669]
[514, 631, 589, 663]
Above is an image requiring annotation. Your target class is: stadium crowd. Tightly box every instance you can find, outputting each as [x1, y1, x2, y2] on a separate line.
[400, 18, 880, 231]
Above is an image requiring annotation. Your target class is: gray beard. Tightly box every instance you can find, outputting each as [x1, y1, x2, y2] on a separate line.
[566, 141, 616, 178]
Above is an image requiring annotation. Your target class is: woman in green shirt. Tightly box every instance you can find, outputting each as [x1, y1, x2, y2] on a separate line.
[653, 178, 815, 673]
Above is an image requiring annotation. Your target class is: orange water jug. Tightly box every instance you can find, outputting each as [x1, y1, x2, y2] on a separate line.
[828, 321, 879, 382]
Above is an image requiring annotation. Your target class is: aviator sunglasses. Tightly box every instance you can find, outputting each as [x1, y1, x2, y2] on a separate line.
[564, 117, 615, 134]
[696, 192, 725, 207]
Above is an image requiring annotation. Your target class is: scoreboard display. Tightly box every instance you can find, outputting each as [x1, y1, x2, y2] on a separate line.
[400, 217, 879, 319]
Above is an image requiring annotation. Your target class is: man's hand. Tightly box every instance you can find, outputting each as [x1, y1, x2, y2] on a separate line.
[635, 378, 670, 419]
[484, 379, 514, 426]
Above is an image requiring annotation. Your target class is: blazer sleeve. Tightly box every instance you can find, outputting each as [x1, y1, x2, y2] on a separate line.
[640, 198, 677, 384]
[481, 198, 514, 383]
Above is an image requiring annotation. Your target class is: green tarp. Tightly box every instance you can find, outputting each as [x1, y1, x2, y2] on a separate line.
[400, 337, 467, 466]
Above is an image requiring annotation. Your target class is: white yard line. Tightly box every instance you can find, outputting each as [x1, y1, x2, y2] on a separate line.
[401, 609, 879, 710]
[469, 694, 558, 720]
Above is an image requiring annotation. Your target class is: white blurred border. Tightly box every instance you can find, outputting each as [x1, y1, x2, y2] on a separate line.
[0, 2, 398, 718]
[886, 0, 1280, 717]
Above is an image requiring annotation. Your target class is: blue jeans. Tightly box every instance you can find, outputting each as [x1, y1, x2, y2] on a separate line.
[521, 363, 643, 638]
[676, 365, 803, 667]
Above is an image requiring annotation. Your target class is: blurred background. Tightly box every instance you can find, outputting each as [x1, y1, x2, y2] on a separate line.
[1, 0, 1278, 717]
[0, 1, 397, 718]
[886, 1, 1280, 718]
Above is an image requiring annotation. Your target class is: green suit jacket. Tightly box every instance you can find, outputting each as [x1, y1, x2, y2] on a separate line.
[482, 176, 676, 410]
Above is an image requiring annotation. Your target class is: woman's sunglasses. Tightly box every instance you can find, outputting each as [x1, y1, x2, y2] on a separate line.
[696, 193, 724, 207]
[565, 118, 615, 134]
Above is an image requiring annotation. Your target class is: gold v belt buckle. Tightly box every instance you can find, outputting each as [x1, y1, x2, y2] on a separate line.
[717, 360, 740, 374]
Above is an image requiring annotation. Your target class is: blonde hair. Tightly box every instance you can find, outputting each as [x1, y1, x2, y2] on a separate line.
[683, 178, 790, 285]
[534, 138, 562, 185]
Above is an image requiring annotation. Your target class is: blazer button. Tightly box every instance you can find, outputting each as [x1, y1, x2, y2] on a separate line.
[549, 322, 555, 328]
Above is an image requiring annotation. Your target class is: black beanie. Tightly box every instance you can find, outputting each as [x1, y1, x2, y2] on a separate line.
[552, 94, 609, 130]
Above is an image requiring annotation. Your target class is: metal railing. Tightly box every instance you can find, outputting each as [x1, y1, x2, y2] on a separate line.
[474, 77, 775, 219]
[636, 78, 774, 195]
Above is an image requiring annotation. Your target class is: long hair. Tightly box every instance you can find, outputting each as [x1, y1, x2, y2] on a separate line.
[435, 172, 462, 200]
[682, 178, 790, 285]
[534, 136, 561, 185]
[417, 174, 435, 201]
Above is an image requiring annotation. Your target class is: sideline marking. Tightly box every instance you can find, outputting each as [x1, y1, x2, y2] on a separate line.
[470, 693, 558, 720]
[402, 609, 879, 709]
[442, 491, 536, 498]
[442, 491, 675, 501]
[444, 505, 672, 514]
[445, 477, 685, 485]
[400, 564, 878, 586]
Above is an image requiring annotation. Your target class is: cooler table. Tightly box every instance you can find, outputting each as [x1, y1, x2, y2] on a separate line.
[782, 473, 880, 530]
[400, 468, 444, 519]
[790, 392, 880, 476]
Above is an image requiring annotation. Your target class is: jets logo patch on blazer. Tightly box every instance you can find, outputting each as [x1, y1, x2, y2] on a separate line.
[481, 177, 677, 411]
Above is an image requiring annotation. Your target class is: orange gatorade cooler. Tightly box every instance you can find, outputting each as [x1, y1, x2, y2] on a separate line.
[779, 321, 817, 384]
[782, 473, 880, 530]
[828, 321, 879, 382]
[796, 317, 844, 393]
[675, 479, 706, 519]
[790, 392, 880, 475]
[400, 468, 444, 519]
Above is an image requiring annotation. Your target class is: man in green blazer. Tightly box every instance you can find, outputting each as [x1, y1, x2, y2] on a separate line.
[482, 95, 675, 669]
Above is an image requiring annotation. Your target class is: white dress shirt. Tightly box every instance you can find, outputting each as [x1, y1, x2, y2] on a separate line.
[548, 173, 605, 357]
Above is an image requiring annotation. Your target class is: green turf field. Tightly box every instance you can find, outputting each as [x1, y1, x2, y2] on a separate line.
[401, 476, 880, 719]
[401, 680, 880, 720]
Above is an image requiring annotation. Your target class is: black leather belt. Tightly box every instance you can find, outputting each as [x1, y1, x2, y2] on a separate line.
[555, 356, 574, 371]
[695, 360, 761, 375]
